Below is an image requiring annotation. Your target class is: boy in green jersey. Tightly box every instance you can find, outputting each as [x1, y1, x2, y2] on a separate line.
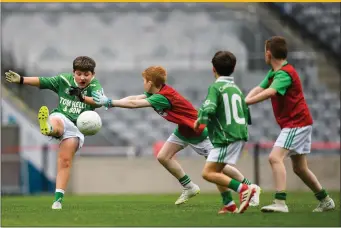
[5, 56, 103, 210]
[93, 66, 260, 213]
[195, 51, 258, 213]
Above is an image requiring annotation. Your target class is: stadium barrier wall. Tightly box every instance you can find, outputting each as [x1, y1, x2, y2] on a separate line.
[1, 141, 339, 195]
[1, 125, 22, 194]
[2, 99, 58, 194]
[68, 146, 340, 194]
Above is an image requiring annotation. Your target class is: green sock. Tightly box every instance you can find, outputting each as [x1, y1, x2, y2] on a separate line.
[221, 191, 233, 205]
[227, 179, 242, 192]
[54, 192, 64, 203]
[178, 175, 191, 187]
[315, 189, 328, 201]
[242, 178, 252, 185]
[275, 191, 287, 201]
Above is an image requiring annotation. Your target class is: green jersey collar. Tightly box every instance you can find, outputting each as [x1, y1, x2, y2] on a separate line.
[216, 76, 234, 83]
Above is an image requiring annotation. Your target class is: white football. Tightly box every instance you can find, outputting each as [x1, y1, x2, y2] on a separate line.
[76, 111, 102, 136]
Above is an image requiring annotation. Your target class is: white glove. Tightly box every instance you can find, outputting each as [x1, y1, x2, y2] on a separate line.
[92, 91, 112, 108]
[5, 70, 21, 84]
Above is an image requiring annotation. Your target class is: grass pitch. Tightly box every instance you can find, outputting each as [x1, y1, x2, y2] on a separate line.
[2, 191, 340, 226]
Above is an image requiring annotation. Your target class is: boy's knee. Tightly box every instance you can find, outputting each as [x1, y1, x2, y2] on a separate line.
[290, 154, 309, 176]
[202, 169, 210, 181]
[293, 165, 307, 176]
[268, 153, 282, 165]
[268, 147, 289, 165]
[49, 116, 64, 135]
[156, 153, 167, 164]
[50, 116, 63, 127]
[202, 166, 213, 181]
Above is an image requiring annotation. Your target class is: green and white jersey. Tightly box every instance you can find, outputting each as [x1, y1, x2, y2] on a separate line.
[197, 76, 249, 147]
[39, 73, 103, 124]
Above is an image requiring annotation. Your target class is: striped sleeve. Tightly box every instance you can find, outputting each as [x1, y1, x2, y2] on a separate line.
[198, 85, 219, 124]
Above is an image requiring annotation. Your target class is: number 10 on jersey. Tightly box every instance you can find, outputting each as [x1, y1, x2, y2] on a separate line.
[223, 93, 246, 125]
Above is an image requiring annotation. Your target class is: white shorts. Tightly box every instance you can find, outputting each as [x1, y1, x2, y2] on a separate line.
[274, 125, 312, 156]
[206, 141, 245, 165]
[50, 113, 84, 150]
[166, 133, 213, 156]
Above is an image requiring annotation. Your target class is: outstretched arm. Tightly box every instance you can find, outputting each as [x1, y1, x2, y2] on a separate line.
[92, 91, 151, 109]
[120, 94, 147, 101]
[5, 70, 40, 87]
[112, 99, 151, 109]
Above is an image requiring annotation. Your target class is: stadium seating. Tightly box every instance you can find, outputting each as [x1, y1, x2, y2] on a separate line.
[2, 3, 340, 152]
[273, 3, 340, 57]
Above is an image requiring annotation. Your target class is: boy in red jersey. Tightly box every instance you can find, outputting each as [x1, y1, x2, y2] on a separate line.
[245, 36, 335, 213]
[92, 66, 259, 213]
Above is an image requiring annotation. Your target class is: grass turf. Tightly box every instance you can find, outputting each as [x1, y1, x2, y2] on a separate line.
[2, 191, 340, 226]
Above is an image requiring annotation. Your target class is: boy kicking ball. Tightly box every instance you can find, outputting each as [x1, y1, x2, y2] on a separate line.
[5, 56, 104, 209]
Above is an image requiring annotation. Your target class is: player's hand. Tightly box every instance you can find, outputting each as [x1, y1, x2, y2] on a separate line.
[92, 91, 112, 108]
[69, 86, 85, 102]
[194, 119, 200, 131]
[5, 70, 21, 84]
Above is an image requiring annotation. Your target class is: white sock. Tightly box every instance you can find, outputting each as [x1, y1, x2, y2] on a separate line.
[56, 189, 65, 194]
[184, 181, 195, 189]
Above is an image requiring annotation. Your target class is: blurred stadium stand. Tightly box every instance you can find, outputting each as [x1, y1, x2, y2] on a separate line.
[270, 3, 340, 59]
[2, 3, 340, 155]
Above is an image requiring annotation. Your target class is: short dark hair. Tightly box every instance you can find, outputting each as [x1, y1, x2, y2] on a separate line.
[211, 51, 236, 76]
[265, 36, 288, 59]
[73, 56, 96, 73]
